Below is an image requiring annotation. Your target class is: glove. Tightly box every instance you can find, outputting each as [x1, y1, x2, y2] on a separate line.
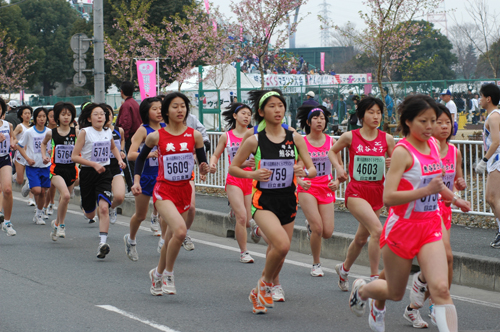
[475, 159, 487, 174]
[204, 140, 211, 153]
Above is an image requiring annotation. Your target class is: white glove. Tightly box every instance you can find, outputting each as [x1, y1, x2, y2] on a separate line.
[476, 159, 487, 174]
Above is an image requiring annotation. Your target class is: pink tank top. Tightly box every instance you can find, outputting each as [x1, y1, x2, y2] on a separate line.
[348, 129, 388, 186]
[226, 129, 251, 171]
[441, 143, 457, 191]
[390, 137, 442, 220]
[303, 134, 333, 185]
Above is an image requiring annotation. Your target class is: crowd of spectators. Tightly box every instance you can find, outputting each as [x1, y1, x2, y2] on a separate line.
[233, 53, 335, 75]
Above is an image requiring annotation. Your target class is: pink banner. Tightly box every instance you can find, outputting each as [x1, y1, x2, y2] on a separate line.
[364, 73, 373, 95]
[136, 61, 156, 101]
[320, 52, 325, 71]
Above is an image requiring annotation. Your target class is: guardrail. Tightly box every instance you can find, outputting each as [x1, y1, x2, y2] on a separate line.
[195, 132, 492, 217]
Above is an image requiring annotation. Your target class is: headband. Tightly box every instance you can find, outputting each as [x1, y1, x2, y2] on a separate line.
[82, 102, 92, 110]
[307, 108, 324, 120]
[234, 105, 244, 113]
[258, 91, 280, 109]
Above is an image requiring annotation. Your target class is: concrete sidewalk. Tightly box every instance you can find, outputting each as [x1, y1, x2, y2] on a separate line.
[16, 182, 500, 292]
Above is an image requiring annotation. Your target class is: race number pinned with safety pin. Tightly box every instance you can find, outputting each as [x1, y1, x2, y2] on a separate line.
[163, 152, 194, 181]
[311, 156, 331, 177]
[352, 155, 385, 181]
[91, 141, 111, 163]
[259, 159, 294, 189]
[55, 145, 74, 164]
[415, 175, 439, 212]
[0, 130, 10, 155]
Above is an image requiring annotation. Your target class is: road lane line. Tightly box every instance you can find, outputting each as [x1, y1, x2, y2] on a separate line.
[96, 305, 180, 332]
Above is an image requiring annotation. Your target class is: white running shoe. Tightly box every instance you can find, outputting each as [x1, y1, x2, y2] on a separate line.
[311, 263, 325, 277]
[47, 204, 54, 215]
[305, 219, 312, 241]
[335, 263, 349, 291]
[96, 243, 110, 259]
[410, 272, 427, 309]
[33, 213, 45, 225]
[123, 234, 138, 261]
[368, 299, 386, 332]
[109, 207, 117, 224]
[149, 268, 162, 296]
[250, 219, 261, 243]
[21, 181, 30, 197]
[84, 215, 97, 224]
[157, 238, 164, 254]
[50, 220, 58, 241]
[349, 279, 367, 317]
[428, 305, 437, 326]
[56, 224, 66, 238]
[27, 197, 36, 206]
[404, 306, 429, 328]
[150, 213, 160, 235]
[240, 251, 255, 263]
[1, 222, 16, 236]
[42, 208, 49, 220]
[162, 274, 176, 295]
[271, 285, 285, 302]
[182, 235, 195, 251]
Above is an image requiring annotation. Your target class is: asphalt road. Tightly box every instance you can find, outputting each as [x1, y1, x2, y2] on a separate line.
[1, 192, 500, 332]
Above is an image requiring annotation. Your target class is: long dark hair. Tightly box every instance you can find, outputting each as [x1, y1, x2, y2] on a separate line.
[139, 97, 162, 125]
[161, 92, 190, 124]
[223, 103, 252, 130]
[78, 103, 110, 129]
[296, 105, 331, 134]
[0, 98, 6, 118]
[398, 95, 439, 137]
[32, 107, 48, 127]
[17, 105, 33, 122]
[248, 89, 286, 124]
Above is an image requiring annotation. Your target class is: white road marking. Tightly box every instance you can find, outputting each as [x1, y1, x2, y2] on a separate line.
[12, 196, 500, 310]
[96, 305, 180, 332]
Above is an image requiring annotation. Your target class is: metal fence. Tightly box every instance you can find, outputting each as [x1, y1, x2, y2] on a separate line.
[195, 132, 492, 217]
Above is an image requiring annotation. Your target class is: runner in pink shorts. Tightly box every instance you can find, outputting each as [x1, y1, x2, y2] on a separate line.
[210, 103, 262, 264]
[348, 94, 470, 332]
[329, 97, 395, 291]
[296, 105, 340, 277]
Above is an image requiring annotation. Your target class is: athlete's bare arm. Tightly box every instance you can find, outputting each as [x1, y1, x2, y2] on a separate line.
[485, 113, 500, 161]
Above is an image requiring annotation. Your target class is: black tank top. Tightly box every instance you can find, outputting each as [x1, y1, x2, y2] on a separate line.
[51, 127, 76, 166]
[110, 128, 121, 166]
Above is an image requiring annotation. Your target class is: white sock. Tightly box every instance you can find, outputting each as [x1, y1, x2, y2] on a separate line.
[36, 208, 43, 216]
[4, 219, 10, 225]
[434, 304, 458, 332]
[163, 270, 173, 276]
[154, 268, 162, 278]
[99, 232, 108, 244]
[496, 218, 500, 230]
[128, 237, 136, 245]
[159, 239, 165, 246]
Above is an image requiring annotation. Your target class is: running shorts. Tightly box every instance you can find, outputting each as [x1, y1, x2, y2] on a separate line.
[345, 181, 384, 211]
[153, 181, 192, 214]
[80, 166, 112, 213]
[252, 191, 297, 226]
[453, 122, 458, 136]
[225, 174, 252, 196]
[140, 174, 157, 197]
[109, 161, 122, 177]
[26, 166, 51, 189]
[0, 154, 11, 169]
[487, 154, 500, 173]
[50, 165, 78, 187]
[297, 182, 336, 205]
[380, 212, 443, 260]
[14, 150, 26, 166]
[439, 200, 452, 231]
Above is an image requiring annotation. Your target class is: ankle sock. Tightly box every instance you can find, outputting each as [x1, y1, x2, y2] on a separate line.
[99, 232, 108, 244]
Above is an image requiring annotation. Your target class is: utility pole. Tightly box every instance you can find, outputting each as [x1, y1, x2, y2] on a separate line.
[93, 0, 105, 103]
[319, 0, 331, 47]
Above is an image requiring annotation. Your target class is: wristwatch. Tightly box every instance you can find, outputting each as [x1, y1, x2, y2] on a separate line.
[483, 157, 489, 162]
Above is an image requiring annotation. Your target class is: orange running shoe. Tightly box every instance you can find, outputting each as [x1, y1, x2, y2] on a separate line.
[248, 289, 267, 314]
[257, 278, 274, 308]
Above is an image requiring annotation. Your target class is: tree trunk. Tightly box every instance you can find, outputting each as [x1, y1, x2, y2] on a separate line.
[259, 55, 265, 90]
[42, 81, 51, 96]
[377, 48, 389, 133]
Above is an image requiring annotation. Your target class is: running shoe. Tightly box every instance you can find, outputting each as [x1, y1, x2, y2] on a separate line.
[311, 263, 325, 277]
[84, 215, 97, 224]
[410, 272, 427, 309]
[257, 278, 274, 308]
[335, 263, 349, 291]
[271, 285, 285, 302]
[33, 213, 45, 225]
[21, 181, 30, 197]
[56, 224, 66, 238]
[109, 207, 117, 224]
[96, 243, 110, 259]
[47, 204, 54, 215]
[162, 274, 176, 295]
[1, 222, 16, 236]
[157, 238, 164, 254]
[428, 304, 437, 326]
[123, 234, 138, 261]
[50, 220, 58, 241]
[42, 208, 49, 220]
[182, 235, 195, 251]
[349, 279, 367, 317]
[403, 306, 429, 328]
[249, 289, 267, 314]
[70, 189, 75, 199]
[490, 232, 500, 248]
[149, 268, 162, 296]
[305, 219, 312, 241]
[125, 191, 134, 198]
[250, 219, 261, 243]
[27, 197, 36, 206]
[240, 251, 254, 263]
[368, 298, 386, 332]
[0, 211, 4, 223]
[150, 213, 160, 235]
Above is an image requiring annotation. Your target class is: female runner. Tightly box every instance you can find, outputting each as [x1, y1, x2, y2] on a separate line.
[43, 107, 58, 218]
[0, 97, 16, 236]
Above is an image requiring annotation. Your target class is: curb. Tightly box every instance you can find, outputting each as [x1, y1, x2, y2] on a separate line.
[14, 182, 500, 292]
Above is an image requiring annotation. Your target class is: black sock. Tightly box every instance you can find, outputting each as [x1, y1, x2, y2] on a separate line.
[407, 305, 414, 311]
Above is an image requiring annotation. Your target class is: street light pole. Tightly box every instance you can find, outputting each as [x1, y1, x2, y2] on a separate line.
[93, 0, 105, 103]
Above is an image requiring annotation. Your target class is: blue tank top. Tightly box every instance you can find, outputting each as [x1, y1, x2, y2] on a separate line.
[140, 123, 166, 175]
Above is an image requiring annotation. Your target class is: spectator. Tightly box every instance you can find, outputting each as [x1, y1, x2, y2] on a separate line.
[186, 113, 210, 152]
[115, 81, 141, 193]
[4, 100, 20, 128]
[302, 91, 319, 107]
[440, 89, 458, 138]
[299, 55, 304, 68]
[472, 93, 480, 124]
[383, 87, 394, 123]
[348, 95, 361, 131]
[322, 98, 329, 108]
[334, 95, 347, 122]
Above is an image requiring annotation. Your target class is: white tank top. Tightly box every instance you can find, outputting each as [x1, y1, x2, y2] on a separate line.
[16, 123, 28, 142]
[81, 127, 113, 167]
[0, 120, 10, 157]
[483, 110, 500, 159]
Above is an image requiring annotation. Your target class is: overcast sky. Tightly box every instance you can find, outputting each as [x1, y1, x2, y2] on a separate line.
[215, 0, 500, 48]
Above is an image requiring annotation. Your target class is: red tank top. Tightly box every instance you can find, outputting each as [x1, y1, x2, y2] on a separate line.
[348, 129, 388, 186]
[157, 127, 196, 186]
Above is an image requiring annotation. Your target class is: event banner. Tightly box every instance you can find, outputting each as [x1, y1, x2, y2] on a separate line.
[245, 74, 306, 92]
[307, 74, 371, 85]
[136, 61, 156, 100]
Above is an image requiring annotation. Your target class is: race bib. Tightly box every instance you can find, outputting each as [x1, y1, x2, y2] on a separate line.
[228, 146, 239, 162]
[33, 137, 43, 153]
[312, 156, 332, 177]
[352, 155, 385, 181]
[149, 146, 158, 167]
[0, 132, 10, 155]
[163, 153, 194, 181]
[55, 145, 74, 164]
[443, 173, 455, 191]
[415, 175, 439, 212]
[111, 139, 120, 159]
[91, 141, 111, 163]
[259, 159, 294, 189]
